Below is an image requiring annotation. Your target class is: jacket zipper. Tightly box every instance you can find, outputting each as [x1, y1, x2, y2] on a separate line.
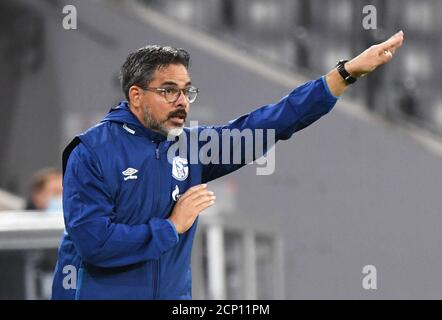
[152, 141, 161, 299]
[155, 143, 160, 159]
[152, 260, 158, 299]
[152, 259, 161, 299]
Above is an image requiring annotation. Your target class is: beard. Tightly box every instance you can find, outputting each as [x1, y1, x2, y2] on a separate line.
[142, 105, 185, 137]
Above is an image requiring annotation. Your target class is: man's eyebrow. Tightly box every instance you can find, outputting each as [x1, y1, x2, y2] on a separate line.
[160, 81, 192, 86]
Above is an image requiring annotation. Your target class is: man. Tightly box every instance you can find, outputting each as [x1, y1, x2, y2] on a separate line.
[51, 31, 404, 299]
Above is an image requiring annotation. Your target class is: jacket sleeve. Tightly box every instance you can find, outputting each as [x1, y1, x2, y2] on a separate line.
[201, 76, 338, 182]
[63, 142, 179, 268]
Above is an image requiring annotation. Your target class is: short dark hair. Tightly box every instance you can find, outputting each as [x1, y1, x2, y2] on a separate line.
[119, 45, 190, 101]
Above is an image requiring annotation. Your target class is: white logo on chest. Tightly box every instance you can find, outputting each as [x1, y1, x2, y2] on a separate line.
[172, 185, 182, 201]
[122, 167, 138, 181]
[172, 156, 188, 181]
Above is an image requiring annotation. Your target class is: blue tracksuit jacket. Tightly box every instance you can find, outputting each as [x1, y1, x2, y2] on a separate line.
[51, 77, 337, 299]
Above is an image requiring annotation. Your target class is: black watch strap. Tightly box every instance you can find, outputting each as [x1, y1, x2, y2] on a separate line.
[336, 59, 357, 85]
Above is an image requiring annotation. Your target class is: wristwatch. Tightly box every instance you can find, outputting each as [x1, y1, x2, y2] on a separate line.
[336, 59, 357, 85]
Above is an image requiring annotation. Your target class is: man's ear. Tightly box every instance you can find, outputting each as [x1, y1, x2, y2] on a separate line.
[128, 85, 143, 108]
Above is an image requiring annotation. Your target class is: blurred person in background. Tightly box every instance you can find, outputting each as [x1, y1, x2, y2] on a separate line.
[25, 168, 62, 212]
[51, 31, 404, 300]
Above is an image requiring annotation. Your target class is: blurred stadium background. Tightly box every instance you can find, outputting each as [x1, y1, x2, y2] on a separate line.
[0, 0, 441, 299]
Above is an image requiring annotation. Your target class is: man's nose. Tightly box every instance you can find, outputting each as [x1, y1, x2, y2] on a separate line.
[174, 90, 189, 108]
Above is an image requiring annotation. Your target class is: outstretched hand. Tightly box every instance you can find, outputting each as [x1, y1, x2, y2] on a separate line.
[325, 31, 405, 97]
[346, 31, 405, 78]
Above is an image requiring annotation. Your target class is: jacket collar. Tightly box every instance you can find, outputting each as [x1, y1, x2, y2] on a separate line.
[101, 101, 168, 142]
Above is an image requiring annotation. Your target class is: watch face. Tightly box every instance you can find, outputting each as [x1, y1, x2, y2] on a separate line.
[346, 76, 356, 84]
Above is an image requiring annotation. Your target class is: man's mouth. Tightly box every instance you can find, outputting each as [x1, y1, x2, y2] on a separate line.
[168, 111, 187, 125]
[169, 115, 185, 125]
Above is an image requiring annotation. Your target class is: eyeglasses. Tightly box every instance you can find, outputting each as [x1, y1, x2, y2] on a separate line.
[142, 86, 199, 104]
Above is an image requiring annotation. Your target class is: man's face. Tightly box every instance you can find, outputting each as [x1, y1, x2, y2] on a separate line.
[131, 63, 191, 136]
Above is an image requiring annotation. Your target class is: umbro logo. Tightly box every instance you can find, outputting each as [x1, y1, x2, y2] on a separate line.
[122, 168, 138, 181]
